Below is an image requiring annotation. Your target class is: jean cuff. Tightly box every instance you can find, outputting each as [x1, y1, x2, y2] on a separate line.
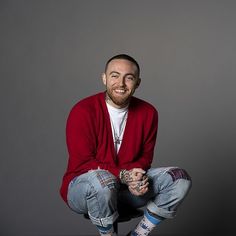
[88, 211, 119, 227]
[147, 201, 176, 219]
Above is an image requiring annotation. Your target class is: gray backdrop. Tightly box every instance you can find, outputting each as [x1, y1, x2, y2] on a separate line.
[1, 1, 235, 236]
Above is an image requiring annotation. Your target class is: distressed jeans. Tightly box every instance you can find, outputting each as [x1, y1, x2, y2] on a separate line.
[67, 167, 191, 227]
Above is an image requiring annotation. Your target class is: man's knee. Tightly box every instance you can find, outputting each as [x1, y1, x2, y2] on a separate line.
[93, 170, 118, 200]
[167, 167, 191, 182]
[167, 167, 192, 200]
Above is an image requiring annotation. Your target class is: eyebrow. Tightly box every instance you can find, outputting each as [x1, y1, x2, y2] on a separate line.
[109, 71, 136, 77]
[109, 71, 120, 75]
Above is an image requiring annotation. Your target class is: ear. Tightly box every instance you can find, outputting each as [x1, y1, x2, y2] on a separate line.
[102, 73, 107, 86]
[136, 78, 141, 88]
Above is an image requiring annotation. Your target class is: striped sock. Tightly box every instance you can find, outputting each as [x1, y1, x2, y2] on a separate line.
[96, 224, 114, 236]
[131, 210, 162, 236]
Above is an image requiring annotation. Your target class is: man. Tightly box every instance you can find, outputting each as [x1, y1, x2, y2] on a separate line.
[60, 54, 191, 236]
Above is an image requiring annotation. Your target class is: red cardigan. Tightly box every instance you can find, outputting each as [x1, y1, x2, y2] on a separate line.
[60, 92, 158, 203]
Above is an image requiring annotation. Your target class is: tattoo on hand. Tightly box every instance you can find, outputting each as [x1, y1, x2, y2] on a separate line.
[135, 182, 142, 192]
[120, 169, 133, 184]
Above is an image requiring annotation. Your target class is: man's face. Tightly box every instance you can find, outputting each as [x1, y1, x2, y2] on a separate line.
[102, 59, 141, 108]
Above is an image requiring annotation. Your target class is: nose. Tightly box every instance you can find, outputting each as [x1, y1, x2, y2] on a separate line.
[118, 76, 126, 87]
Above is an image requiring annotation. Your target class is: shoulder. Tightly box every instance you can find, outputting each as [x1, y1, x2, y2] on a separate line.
[66, 93, 106, 124]
[70, 92, 105, 114]
[130, 96, 158, 116]
[130, 97, 158, 128]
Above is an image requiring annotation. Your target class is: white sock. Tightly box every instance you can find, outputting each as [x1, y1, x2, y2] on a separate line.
[132, 210, 162, 236]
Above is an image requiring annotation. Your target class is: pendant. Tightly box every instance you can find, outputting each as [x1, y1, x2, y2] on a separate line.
[115, 135, 121, 144]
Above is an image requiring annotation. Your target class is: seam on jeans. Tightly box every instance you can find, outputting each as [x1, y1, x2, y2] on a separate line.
[87, 170, 118, 227]
[87, 177, 104, 223]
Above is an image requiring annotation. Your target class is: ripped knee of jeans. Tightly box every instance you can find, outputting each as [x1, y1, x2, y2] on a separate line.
[95, 170, 118, 190]
[167, 168, 191, 182]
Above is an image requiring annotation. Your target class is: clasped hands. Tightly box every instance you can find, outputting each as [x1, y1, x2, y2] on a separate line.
[120, 168, 149, 196]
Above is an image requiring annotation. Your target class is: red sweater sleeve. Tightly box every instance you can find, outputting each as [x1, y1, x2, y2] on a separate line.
[66, 104, 120, 177]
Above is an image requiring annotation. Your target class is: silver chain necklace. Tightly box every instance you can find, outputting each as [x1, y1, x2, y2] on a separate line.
[110, 110, 128, 147]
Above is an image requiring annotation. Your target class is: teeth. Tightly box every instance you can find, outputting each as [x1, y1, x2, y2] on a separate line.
[115, 89, 125, 93]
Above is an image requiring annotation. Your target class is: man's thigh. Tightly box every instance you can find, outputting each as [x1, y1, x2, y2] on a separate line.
[67, 170, 118, 213]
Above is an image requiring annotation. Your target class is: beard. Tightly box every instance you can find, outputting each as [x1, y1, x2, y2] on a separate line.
[106, 87, 133, 107]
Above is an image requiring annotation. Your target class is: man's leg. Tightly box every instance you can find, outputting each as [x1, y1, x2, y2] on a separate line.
[146, 167, 191, 219]
[120, 167, 192, 236]
[67, 170, 119, 236]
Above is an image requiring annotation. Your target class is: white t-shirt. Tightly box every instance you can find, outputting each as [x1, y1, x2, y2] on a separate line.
[106, 102, 128, 153]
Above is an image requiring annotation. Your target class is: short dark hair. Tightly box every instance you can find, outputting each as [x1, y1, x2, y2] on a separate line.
[105, 54, 140, 77]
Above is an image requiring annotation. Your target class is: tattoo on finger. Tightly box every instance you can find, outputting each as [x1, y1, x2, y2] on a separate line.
[120, 169, 133, 184]
[135, 182, 142, 192]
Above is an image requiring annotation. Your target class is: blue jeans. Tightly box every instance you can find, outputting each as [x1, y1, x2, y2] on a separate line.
[67, 167, 191, 227]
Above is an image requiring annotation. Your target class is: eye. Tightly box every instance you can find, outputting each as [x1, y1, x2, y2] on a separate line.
[126, 76, 135, 81]
[111, 74, 119, 78]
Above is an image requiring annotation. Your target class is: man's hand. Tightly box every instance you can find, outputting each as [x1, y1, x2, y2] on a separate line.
[128, 175, 149, 196]
[120, 168, 145, 183]
[120, 168, 149, 196]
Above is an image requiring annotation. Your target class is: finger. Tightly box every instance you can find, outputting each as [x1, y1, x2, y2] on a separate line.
[131, 170, 145, 181]
[139, 185, 148, 192]
[139, 182, 149, 190]
[131, 168, 146, 174]
[133, 178, 149, 187]
[138, 188, 148, 196]
[142, 175, 148, 180]
[141, 176, 149, 185]
[136, 172, 143, 180]
[129, 179, 149, 189]
[140, 187, 148, 194]
[134, 188, 148, 196]
[127, 180, 140, 187]
[128, 186, 139, 196]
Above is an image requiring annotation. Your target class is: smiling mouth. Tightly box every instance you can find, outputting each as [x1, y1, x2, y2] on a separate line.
[114, 89, 126, 94]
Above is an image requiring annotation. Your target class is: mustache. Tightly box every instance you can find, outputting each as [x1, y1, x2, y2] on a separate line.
[113, 86, 127, 90]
